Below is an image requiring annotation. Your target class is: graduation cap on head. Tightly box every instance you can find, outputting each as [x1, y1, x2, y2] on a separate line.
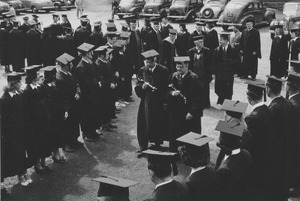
[108, 19, 114, 23]
[130, 19, 137, 24]
[174, 56, 190, 64]
[266, 75, 286, 92]
[141, 49, 159, 60]
[39, 66, 57, 82]
[114, 40, 126, 48]
[94, 46, 110, 55]
[23, 65, 42, 79]
[93, 21, 102, 27]
[287, 70, 300, 89]
[32, 14, 39, 18]
[12, 21, 19, 27]
[177, 132, 213, 147]
[106, 22, 116, 28]
[52, 14, 59, 18]
[6, 72, 24, 82]
[77, 42, 95, 53]
[92, 176, 138, 200]
[56, 53, 75, 65]
[28, 20, 37, 26]
[245, 79, 267, 101]
[196, 21, 205, 26]
[193, 35, 204, 42]
[120, 31, 131, 39]
[221, 99, 248, 119]
[61, 14, 68, 18]
[23, 16, 29, 20]
[219, 31, 231, 41]
[290, 25, 299, 32]
[245, 16, 255, 23]
[169, 29, 177, 35]
[149, 17, 160, 25]
[142, 149, 178, 176]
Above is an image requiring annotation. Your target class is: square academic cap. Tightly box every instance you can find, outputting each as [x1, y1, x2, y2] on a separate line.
[221, 99, 248, 113]
[266, 75, 286, 90]
[174, 56, 190, 63]
[176, 132, 213, 147]
[120, 31, 131, 39]
[114, 40, 126, 48]
[141, 50, 159, 59]
[56, 53, 75, 65]
[6, 72, 24, 82]
[193, 35, 204, 42]
[244, 79, 267, 101]
[94, 46, 108, 52]
[105, 22, 116, 28]
[77, 43, 94, 53]
[93, 176, 138, 199]
[169, 29, 178, 35]
[215, 120, 245, 137]
[287, 70, 300, 88]
[23, 65, 42, 77]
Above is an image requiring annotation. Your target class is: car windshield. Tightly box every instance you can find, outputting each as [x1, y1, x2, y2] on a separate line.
[283, 3, 299, 17]
[207, 0, 223, 4]
[224, 1, 245, 10]
[172, 0, 188, 5]
[119, 0, 137, 6]
[147, 0, 163, 3]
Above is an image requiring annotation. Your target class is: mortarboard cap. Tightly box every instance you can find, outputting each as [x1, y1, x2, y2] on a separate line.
[142, 149, 178, 176]
[196, 21, 205, 26]
[215, 120, 245, 137]
[120, 31, 131, 39]
[169, 29, 177, 35]
[150, 17, 160, 24]
[93, 21, 102, 27]
[174, 56, 190, 63]
[40, 66, 57, 82]
[108, 19, 114, 23]
[61, 14, 67, 18]
[287, 70, 300, 88]
[113, 40, 126, 48]
[245, 16, 255, 23]
[106, 22, 116, 28]
[56, 53, 75, 65]
[23, 65, 42, 78]
[245, 79, 267, 101]
[93, 176, 138, 200]
[219, 31, 231, 40]
[130, 19, 137, 24]
[193, 35, 204, 42]
[291, 25, 299, 32]
[6, 72, 23, 82]
[77, 42, 95, 53]
[28, 20, 37, 26]
[12, 21, 19, 26]
[23, 16, 29, 20]
[94, 46, 108, 53]
[141, 49, 159, 59]
[266, 75, 286, 91]
[52, 14, 59, 17]
[32, 14, 39, 18]
[221, 99, 248, 119]
[176, 132, 213, 147]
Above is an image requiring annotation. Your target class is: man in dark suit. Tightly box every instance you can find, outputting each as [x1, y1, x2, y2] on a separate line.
[0, 21, 10, 72]
[266, 75, 293, 200]
[26, 20, 42, 66]
[128, 19, 142, 74]
[243, 80, 272, 200]
[74, 18, 91, 48]
[56, 53, 82, 152]
[215, 120, 253, 201]
[188, 22, 206, 49]
[177, 133, 217, 201]
[145, 19, 162, 56]
[167, 57, 203, 152]
[286, 71, 300, 195]
[239, 17, 261, 80]
[289, 26, 300, 73]
[160, 15, 173, 40]
[143, 150, 190, 201]
[160, 29, 177, 73]
[176, 23, 190, 56]
[135, 50, 169, 152]
[212, 32, 240, 105]
[75, 43, 100, 141]
[8, 21, 25, 72]
[189, 35, 212, 108]
[270, 24, 289, 78]
[19, 16, 30, 35]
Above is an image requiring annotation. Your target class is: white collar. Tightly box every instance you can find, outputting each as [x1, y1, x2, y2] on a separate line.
[149, 64, 157, 72]
[222, 45, 228, 51]
[250, 101, 265, 113]
[30, 83, 39, 89]
[82, 58, 92, 64]
[182, 71, 188, 79]
[98, 57, 107, 63]
[8, 91, 19, 97]
[155, 179, 173, 189]
[267, 95, 281, 106]
[224, 148, 241, 161]
[248, 27, 253, 31]
[189, 166, 206, 177]
[292, 37, 298, 41]
[289, 92, 299, 100]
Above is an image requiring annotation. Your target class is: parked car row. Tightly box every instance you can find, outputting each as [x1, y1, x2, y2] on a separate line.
[0, 0, 75, 16]
[114, 0, 276, 30]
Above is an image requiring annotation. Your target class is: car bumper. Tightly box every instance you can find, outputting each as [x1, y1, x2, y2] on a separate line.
[168, 15, 187, 19]
[15, 8, 27, 12]
[61, 5, 75, 9]
[42, 6, 54, 10]
[140, 13, 160, 17]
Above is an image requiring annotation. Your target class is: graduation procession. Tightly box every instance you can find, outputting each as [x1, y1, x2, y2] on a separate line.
[0, 2, 300, 201]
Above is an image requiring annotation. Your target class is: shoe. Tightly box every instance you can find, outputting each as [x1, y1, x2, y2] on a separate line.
[64, 145, 74, 152]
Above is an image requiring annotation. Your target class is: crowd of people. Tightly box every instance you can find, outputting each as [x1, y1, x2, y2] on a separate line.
[0, 10, 300, 201]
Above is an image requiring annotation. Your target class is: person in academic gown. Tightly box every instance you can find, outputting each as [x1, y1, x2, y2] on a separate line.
[135, 50, 169, 152]
[41, 26, 57, 66]
[58, 27, 77, 62]
[8, 21, 25, 72]
[188, 22, 207, 49]
[0, 21, 10, 70]
[265, 75, 293, 200]
[128, 19, 142, 74]
[167, 57, 203, 152]
[189, 35, 212, 108]
[203, 20, 219, 54]
[212, 32, 240, 105]
[74, 19, 92, 48]
[141, 18, 152, 51]
[289, 26, 300, 73]
[19, 16, 30, 35]
[160, 15, 173, 40]
[89, 22, 106, 48]
[160, 30, 177, 73]
[176, 24, 190, 56]
[239, 17, 261, 80]
[270, 24, 289, 78]
[145, 20, 162, 56]
[26, 21, 42, 66]
[60, 14, 72, 33]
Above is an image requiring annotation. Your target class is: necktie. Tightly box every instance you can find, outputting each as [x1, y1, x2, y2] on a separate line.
[157, 31, 162, 47]
[223, 47, 227, 61]
[135, 31, 140, 46]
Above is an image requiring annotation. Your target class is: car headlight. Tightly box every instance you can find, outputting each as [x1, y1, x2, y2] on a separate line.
[204, 10, 210, 15]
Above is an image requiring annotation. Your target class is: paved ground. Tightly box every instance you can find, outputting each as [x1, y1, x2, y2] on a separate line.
[1, 1, 299, 201]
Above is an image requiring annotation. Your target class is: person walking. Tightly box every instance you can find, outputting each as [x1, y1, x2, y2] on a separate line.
[75, 0, 83, 19]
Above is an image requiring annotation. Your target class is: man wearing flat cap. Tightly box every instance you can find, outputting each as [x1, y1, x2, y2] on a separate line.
[8, 20, 25, 72]
[239, 17, 261, 80]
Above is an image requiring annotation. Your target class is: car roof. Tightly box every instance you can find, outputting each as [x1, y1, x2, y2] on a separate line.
[230, 0, 260, 3]
[286, 1, 300, 4]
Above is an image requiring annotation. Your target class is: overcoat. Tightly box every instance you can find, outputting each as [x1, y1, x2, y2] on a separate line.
[270, 35, 289, 78]
[8, 28, 25, 72]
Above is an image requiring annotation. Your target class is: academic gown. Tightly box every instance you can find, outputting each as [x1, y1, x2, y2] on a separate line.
[217, 149, 253, 201]
[204, 29, 219, 54]
[167, 71, 203, 151]
[212, 45, 240, 104]
[41, 35, 57, 66]
[290, 37, 300, 73]
[8, 28, 25, 72]
[58, 34, 77, 58]
[176, 31, 190, 56]
[1, 91, 27, 179]
[189, 46, 212, 108]
[135, 64, 169, 149]
[19, 23, 30, 35]
[239, 28, 261, 78]
[160, 24, 173, 40]
[145, 180, 190, 201]
[0, 28, 10, 66]
[188, 30, 207, 49]
[160, 37, 176, 73]
[89, 32, 106, 47]
[145, 29, 162, 55]
[74, 26, 91, 48]
[185, 166, 217, 201]
[270, 35, 289, 78]
[26, 29, 42, 66]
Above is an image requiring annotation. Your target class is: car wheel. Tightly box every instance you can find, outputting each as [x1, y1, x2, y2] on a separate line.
[202, 8, 214, 19]
[31, 6, 38, 13]
[118, 15, 123, 19]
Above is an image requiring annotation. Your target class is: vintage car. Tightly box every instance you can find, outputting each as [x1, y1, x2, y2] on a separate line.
[168, 0, 204, 21]
[197, 0, 229, 19]
[20, 0, 54, 13]
[217, 0, 275, 30]
[51, 0, 74, 10]
[1, 0, 26, 14]
[116, 0, 146, 19]
[0, 1, 9, 16]
[270, 1, 300, 32]
[141, 0, 172, 18]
